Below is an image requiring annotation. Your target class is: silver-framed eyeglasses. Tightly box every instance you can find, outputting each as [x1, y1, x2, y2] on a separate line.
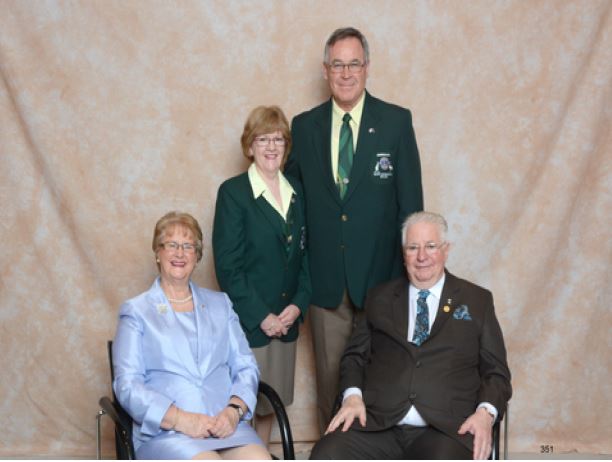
[327, 60, 366, 74]
[161, 241, 197, 254]
[403, 242, 447, 256]
[254, 136, 286, 147]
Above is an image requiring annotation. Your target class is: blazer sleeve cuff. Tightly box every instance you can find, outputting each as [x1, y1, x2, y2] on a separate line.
[140, 396, 174, 436]
[230, 385, 258, 421]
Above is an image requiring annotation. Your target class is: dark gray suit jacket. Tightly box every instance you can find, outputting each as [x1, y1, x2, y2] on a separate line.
[339, 271, 512, 449]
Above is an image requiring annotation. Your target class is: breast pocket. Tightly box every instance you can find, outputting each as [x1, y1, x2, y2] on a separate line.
[370, 152, 394, 184]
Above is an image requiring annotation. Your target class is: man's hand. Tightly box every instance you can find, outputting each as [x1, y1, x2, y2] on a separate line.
[457, 407, 494, 460]
[209, 406, 240, 439]
[174, 409, 215, 438]
[325, 394, 366, 434]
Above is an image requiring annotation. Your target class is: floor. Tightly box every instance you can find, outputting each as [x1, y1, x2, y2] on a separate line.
[268, 442, 611, 460]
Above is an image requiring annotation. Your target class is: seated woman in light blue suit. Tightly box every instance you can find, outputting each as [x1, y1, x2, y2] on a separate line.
[113, 211, 270, 460]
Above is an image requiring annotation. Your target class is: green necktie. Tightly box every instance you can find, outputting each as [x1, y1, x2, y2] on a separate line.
[337, 113, 354, 198]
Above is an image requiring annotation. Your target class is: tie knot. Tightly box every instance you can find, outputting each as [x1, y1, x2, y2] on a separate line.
[342, 113, 351, 124]
[418, 289, 430, 300]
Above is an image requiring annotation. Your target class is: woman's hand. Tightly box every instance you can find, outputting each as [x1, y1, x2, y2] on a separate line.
[278, 304, 301, 329]
[173, 408, 215, 438]
[209, 406, 240, 438]
[260, 313, 288, 338]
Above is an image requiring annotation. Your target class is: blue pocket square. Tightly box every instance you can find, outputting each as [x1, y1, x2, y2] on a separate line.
[453, 305, 472, 321]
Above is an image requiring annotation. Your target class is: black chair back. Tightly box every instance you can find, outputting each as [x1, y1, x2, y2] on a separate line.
[105, 341, 136, 459]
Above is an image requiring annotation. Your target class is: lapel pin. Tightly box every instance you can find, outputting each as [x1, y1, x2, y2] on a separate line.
[443, 305, 450, 313]
[368, 127, 375, 134]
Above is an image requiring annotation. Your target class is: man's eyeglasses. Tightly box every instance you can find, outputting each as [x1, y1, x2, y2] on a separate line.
[327, 60, 366, 74]
[161, 241, 197, 254]
[254, 136, 286, 147]
[403, 242, 446, 256]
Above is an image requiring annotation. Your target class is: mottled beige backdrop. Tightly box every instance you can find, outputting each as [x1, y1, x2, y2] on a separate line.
[1, 0, 610, 458]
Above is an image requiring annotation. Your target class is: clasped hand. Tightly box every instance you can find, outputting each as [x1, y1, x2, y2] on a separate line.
[174, 407, 240, 439]
[260, 305, 300, 338]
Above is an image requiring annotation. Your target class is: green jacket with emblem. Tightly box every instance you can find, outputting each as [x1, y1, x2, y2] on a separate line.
[212, 172, 311, 347]
[285, 91, 423, 309]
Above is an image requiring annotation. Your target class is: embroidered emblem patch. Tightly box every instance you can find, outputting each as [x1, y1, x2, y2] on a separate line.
[373, 153, 393, 179]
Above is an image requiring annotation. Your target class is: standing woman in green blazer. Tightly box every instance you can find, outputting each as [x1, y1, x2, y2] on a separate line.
[212, 106, 311, 446]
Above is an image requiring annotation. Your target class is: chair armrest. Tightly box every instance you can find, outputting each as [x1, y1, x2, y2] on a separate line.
[99, 396, 132, 432]
[490, 417, 501, 460]
[99, 396, 135, 460]
[258, 381, 295, 460]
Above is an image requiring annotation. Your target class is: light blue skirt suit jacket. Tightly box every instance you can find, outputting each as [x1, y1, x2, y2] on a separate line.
[112, 278, 261, 459]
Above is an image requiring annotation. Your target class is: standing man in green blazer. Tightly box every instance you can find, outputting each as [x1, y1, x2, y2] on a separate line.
[285, 27, 423, 433]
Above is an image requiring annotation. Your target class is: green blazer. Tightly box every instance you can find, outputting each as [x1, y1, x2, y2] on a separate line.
[212, 171, 311, 348]
[285, 91, 423, 309]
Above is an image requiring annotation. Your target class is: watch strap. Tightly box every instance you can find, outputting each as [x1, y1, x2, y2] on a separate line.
[227, 403, 244, 420]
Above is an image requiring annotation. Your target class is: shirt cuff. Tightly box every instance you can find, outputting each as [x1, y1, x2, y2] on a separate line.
[343, 387, 362, 401]
[477, 402, 498, 422]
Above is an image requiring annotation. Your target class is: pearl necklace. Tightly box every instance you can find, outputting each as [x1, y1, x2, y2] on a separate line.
[167, 295, 193, 304]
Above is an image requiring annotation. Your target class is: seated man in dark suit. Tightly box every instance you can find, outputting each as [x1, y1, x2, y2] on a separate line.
[310, 211, 512, 460]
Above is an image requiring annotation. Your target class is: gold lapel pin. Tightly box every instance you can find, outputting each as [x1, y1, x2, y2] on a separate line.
[443, 305, 450, 313]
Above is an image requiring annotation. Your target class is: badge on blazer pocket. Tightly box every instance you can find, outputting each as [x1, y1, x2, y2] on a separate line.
[372, 153, 393, 180]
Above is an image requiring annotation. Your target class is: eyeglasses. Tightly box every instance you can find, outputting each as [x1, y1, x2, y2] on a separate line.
[327, 60, 366, 74]
[161, 241, 197, 254]
[403, 242, 447, 256]
[254, 136, 286, 147]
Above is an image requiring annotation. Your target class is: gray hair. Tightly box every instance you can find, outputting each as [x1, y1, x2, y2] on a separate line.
[401, 211, 448, 246]
[323, 27, 370, 65]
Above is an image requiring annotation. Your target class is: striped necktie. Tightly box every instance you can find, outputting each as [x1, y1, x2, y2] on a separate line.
[337, 113, 354, 198]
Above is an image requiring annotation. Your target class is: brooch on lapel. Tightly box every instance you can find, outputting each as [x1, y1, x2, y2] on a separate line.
[453, 304, 472, 321]
[157, 303, 169, 315]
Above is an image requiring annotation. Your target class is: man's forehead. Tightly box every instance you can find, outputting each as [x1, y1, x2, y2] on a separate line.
[329, 38, 364, 56]
[406, 222, 441, 240]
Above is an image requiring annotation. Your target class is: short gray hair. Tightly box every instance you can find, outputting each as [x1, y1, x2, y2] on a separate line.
[401, 211, 448, 246]
[323, 27, 370, 65]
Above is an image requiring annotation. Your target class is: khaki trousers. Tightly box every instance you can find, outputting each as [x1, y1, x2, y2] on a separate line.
[309, 292, 364, 435]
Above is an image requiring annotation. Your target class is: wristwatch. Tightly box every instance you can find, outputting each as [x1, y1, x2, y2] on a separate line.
[227, 403, 244, 420]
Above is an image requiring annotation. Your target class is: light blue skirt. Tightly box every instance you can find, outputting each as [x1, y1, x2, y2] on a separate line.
[135, 421, 263, 459]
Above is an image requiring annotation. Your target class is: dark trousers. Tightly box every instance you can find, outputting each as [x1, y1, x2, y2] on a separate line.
[310, 425, 472, 460]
